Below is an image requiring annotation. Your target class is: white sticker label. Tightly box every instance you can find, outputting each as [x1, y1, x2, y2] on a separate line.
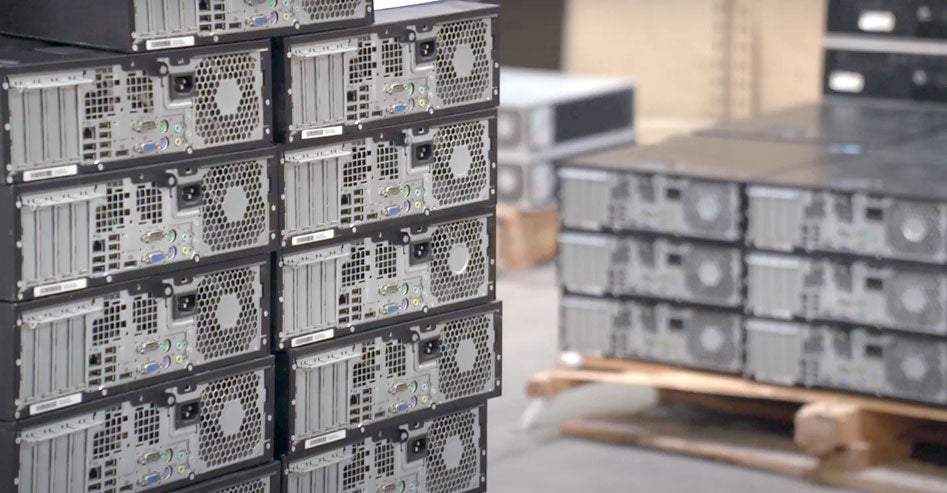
[30, 393, 83, 415]
[301, 126, 344, 140]
[291, 329, 335, 348]
[829, 71, 866, 94]
[858, 11, 897, 33]
[291, 229, 336, 246]
[34, 278, 88, 298]
[305, 430, 347, 449]
[145, 36, 196, 51]
[22, 165, 78, 183]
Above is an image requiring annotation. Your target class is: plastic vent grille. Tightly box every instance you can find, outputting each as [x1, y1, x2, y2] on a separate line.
[342, 445, 369, 490]
[194, 53, 262, 145]
[431, 121, 489, 206]
[381, 39, 403, 77]
[132, 296, 159, 335]
[126, 72, 155, 114]
[84, 69, 117, 121]
[426, 410, 479, 493]
[300, 0, 362, 20]
[198, 370, 264, 468]
[440, 314, 493, 400]
[136, 184, 163, 225]
[195, 266, 260, 361]
[435, 19, 492, 106]
[375, 442, 395, 478]
[134, 405, 161, 446]
[218, 477, 268, 493]
[92, 408, 127, 460]
[887, 202, 943, 258]
[201, 160, 268, 252]
[385, 341, 407, 377]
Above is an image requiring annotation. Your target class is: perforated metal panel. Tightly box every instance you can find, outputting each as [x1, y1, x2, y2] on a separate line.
[560, 296, 624, 357]
[15, 363, 271, 493]
[748, 186, 947, 263]
[746, 253, 947, 336]
[560, 168, 741, 241]
[130, 0, 369, 49]
[286, 406, 484, 493]
[15, 154, 273, 300]
[15, 260, 267, 419]
[280, 215, 492, 347]
[288, 307, 498, 452]
[559, 233, 743, 307]
[285, 13, 496, 142]
[283, 116, 493, 245]
[4, 47, 269, 182]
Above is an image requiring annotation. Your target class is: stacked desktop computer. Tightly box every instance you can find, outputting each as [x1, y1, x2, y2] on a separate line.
[557, 0, 947, 408]
[0, 1, 500, 492]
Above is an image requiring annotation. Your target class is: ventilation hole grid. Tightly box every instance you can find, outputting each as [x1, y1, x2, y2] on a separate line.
[201, 160, 267, 252]
[217, 478, 268, 493]
[376, 144, 400, 180]
[84, 68, 117, 121]
[342, 445, 369, 490]
[439, 314, 492, 400]
[348, 39, 377, 86]
[376, 244, 398, 280]
[132, 296, 159, 335]
[431, 121, 488, 206]
[430, 219, 486, 302]
[198, 371, 264, 468]
[136, 184, 163, 225]
[92, 407, 128, 460]
[385, 341, 407, 377]
[381, 38, 403, 77]
[435, 20, 492, 106]
[375, 442, 395, 478]
[195, 267, 260, 361]
[341, 246, 369, 287]
[126, 72, 155, 114]
[426, 410, 479, 493]
[194, 53, 262, 145]
[134, 405, 161, 446]
[300, 0, 363, 21]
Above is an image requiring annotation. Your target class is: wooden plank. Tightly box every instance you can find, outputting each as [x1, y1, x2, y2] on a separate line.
[557, 359, 947, 423]
[562, 414, 819, 480]
[795, 402, 913, 469]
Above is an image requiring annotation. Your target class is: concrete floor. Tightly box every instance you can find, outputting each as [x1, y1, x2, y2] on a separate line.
[487, 264, 848, 493]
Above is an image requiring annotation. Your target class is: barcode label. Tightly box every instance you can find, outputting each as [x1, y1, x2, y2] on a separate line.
[291, 229, 335, 246]
[30, 393, 83, 415]
[302, 126, 344, 140]
[34, 278, 88, 298]
[22, 165, 78, 182]
[146, 36, 196, 51]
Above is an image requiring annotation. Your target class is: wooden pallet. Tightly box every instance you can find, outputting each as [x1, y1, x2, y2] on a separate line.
[527, 358, 947, 493]
[496, 206, 559, 272]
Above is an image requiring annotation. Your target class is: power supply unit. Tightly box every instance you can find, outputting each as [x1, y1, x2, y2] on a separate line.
[277, 213, 496, 349]
[828, 0, 947, 40]
[559, 232, 744, 308]
[274, 0, 499, 146]
[175, 461, 280, 493]
[277, 302, 501, 457]
[284, 404, 487, 493]
[282, 110, 497, 248]
[746, 252, 947, 336]
[497, 67, 635, 162]
[496, 159, 556, 210]
[0, 148, 279, 303]
[698, 98, 947, 151]
[746, 147, 947, 264]
[0, 256, 271, 421]
[561, 295, 743, 373]
[0, 357, 275, 493]
[746, 319, 947, 405]
[823, 36, 947, 102]
[559, 136, 837, 241]
[0, 37, 273, 184]
[0, 0, 374, 53]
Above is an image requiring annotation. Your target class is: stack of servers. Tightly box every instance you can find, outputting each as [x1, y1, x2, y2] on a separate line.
[557, 0, 947, 407]
[0, 1, 500, 492]
[496, 68, 635, 211]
